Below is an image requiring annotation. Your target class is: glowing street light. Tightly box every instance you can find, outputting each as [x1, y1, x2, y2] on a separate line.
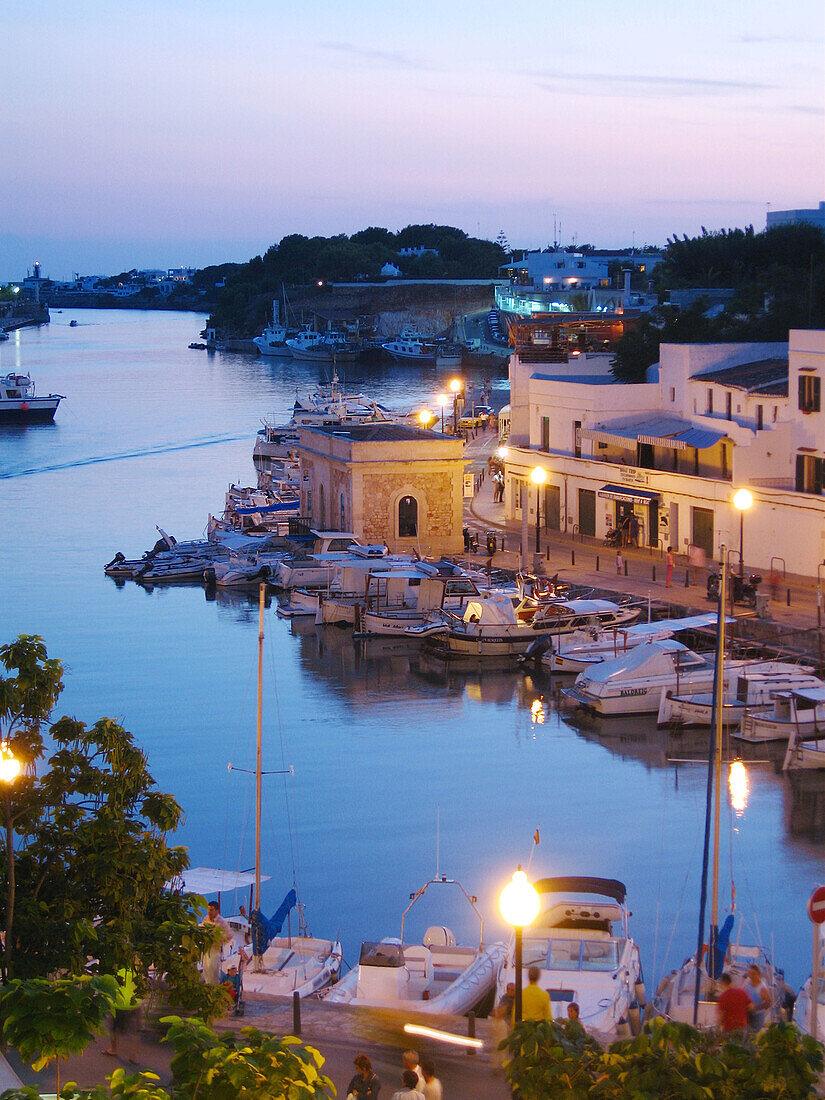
[499, 867, 540, 1022]
[436, 394, 448, 433]
[449, 378, 463, 433]
[418, 409, 434, 430]
[531, 466, 547, 553]
[497, 446, 509, 460]
[732, 488, 753, 579]
[0, 741, 20, 983]
[0, 744, 20, 785]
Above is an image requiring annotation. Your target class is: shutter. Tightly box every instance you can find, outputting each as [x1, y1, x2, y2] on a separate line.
[796, 454, 806, 492]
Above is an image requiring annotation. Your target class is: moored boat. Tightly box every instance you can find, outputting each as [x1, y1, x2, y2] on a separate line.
[0, 372, 63, 423]
[736, 686, 825, 744]
[659, 663, 823, 728]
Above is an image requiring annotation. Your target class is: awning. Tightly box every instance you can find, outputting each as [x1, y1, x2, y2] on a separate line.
[581, 417, 726, 452]
[598, 484, 661, 505]
[168, 867, 271, 895]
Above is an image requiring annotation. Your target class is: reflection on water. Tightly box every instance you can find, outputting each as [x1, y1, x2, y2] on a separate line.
[1, 311, 824, 989]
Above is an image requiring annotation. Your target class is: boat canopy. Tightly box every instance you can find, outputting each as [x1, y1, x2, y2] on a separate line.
[623, 613, 730, 637]
[792, 687, 825, 704]
[580, 640, 712, 684]
[169, 867, 271, 895]
[463, 596, 518, 625]
[544, 599, 621, 616]
[533, 877, 627, 904]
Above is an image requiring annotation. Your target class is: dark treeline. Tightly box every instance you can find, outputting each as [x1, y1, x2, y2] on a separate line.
[207, 224, 506, 335]
[613, 223, 825, 381]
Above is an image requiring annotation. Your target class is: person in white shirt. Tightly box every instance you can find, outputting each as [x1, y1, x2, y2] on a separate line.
[391, 1069, 425, 1100]
[201, 900, 232, 984]
[402, 1050, 426, 1093]
[421, 1059, 442, 1100]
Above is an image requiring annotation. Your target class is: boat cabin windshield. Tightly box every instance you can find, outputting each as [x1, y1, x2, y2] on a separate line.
[523, 937, 620, 972]
[359, 941, 404, 967]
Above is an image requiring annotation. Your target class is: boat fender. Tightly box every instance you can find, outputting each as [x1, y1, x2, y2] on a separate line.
[203, 568, 216, 584]
[628, 1005, 642, 1035]
[635, 979, 646, 1007]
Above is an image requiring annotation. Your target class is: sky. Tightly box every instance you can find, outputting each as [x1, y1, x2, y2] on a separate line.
[1, 0, 823, 280]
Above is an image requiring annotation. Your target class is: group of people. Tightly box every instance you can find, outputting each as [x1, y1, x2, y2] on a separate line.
[346, 1050, 442, 1100]
[716, 964, 773, 1033]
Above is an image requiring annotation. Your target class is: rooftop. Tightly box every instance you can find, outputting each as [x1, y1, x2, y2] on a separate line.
[303, 424, 450, 443]
[694, 357, 789, 396]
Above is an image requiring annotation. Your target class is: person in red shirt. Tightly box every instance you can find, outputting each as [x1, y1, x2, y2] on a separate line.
[716, 972, 751, 1033]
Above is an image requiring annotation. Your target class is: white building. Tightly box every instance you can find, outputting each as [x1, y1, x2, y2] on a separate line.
[501, 328, 825, 576]
[497, 248, 660, 315]
[767, 201, 825, 232]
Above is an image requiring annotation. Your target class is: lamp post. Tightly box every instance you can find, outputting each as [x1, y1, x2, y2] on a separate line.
[418, 409, 434, 431]
[531, 466, 547, 553]
[437, 394, 448, 433]
[449, 378, 463, 434]
[0, 741, 21, 983]
[499, 867, 540, 1023]
[732, 488, 753, 579]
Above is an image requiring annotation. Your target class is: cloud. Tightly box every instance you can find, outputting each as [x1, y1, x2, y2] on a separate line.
[321, 41, 436, 72]
[533, 71, 774, 96]
[784, 103, 825, 115]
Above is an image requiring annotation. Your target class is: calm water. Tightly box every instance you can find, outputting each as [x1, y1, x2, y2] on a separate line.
[0, 309, 822, 989]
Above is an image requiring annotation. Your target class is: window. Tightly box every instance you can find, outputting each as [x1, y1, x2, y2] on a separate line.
[756, 405, 764, 430]
[398, 495, 418, 537]
[670, 387, 676, 403]
[340, 492, 346, 530]
[706, 389, 714, 414]
[541, 416, 550, 451]
[573, 420, 581, 459]
[725, 392, 732, 420]
[799, 374, 821, 413]
[796, 455, 824, 495]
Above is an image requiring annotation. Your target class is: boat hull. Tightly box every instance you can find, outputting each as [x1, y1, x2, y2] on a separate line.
[0, 399, 61, 423]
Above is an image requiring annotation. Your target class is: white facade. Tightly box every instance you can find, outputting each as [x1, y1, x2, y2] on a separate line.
[502, 330, 825, 576]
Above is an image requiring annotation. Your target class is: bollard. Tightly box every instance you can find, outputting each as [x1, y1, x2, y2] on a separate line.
[596, 555, 600, 572]
[652, 566, 656, 583]
[624, 561, 628, 577]
[293, 990, 301, 1035]
[685, 570, 690, 587]
[572, 550, 575, 566]
[787, 587, 791, 606]
[546, 547, 550, 561]
[468, 1010, 476, 1056]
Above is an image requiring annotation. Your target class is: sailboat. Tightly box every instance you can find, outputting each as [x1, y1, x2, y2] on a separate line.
[222, 583, 342, 997]
[650, 553, 787, 1027]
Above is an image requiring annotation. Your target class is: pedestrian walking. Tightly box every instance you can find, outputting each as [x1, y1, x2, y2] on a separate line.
[392, 1069, 424, 1100]
[421, 1059, 442, 1099]
[666, 546, 674, 588]
[346, 1053, 381, 1099]
[616, 549, 623, 575]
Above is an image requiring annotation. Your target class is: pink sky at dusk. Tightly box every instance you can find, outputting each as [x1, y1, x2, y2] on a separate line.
[1, 0, 822, 279]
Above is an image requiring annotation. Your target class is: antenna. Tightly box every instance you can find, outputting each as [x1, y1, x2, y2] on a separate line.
[436, 806, 440, 879]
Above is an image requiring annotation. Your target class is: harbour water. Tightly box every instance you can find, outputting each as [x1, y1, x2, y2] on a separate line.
[1, 309, 822, 992]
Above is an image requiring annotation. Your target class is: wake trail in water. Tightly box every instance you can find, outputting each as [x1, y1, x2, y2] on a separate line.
[0, 431, 251, 480]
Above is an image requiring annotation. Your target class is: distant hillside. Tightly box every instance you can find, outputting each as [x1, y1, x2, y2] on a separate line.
[207, 224, 506, 337]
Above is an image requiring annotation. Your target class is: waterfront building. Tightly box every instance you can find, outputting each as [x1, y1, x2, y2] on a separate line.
[501, 327, 825, 576]
[497, 248, 660, 316]
[767, 201, 825, 232]
[297, 424, 465, 555]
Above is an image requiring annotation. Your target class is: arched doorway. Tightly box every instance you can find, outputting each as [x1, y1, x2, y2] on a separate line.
[398, 495, 418, 538]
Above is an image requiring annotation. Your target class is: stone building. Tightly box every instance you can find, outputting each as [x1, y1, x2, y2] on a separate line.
[297, 424, 465, 556]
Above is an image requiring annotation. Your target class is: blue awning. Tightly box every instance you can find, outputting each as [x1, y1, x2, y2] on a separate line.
[582, 417, 726, 451]
[598, 484, 661, 505]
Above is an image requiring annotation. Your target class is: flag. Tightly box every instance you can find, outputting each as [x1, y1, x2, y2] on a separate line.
[533, 828, 540, 846]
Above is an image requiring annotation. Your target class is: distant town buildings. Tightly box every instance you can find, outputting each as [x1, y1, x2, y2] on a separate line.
[767, 201, 825, 232]
[501, 325, 825, 575]
[297, 423, 464, 556]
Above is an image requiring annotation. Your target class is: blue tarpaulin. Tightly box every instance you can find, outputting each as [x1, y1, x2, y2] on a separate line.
[250, 888, 297, 955]
[708, 913, 735, 978]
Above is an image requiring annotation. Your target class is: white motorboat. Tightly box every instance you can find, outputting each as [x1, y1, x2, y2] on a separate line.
[323, 874, 506, 1015]
[496, 876, 645, 1039]
[286, 326, 358, 362]
[206, 551, 277, 588]
[659, 663, 823, 728]
[271, 537, 383, 590]
[544, 613, 722, 674]
[413, 595, 546, 657]
[382, 329, 438, 362]
[355, 570, 481, 636]
[793, 924, 825, 1038]
[1, 372, 63, 423]
[253, 298, 293, 356]
[313, 560, 447, 626]
[736, 686, 825, 744]
[217, 484, 300, 535]
[562, 640, 752, 718]
[530, 598, 641, 636]
[782, 706, 825, 770]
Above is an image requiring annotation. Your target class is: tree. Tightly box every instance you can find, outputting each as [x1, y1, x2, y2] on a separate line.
[0, 976, 117, 1095]
[161, 1017, 336, 1099]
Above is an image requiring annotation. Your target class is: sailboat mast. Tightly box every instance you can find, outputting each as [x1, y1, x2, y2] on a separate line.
[693, 548, 726, 1024]
[255, 581, 265, 912]
[710, 561, 727, 930]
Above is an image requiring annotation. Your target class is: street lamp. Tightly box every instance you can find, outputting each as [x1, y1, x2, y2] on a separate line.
[497, 446, 509, 461]
[418, 409, 434, 430]
[449, 378, 463, 433]
[499, 867, 540, 1023]
[436, 394, 448, 433]
[0, 741, 20, 983]
[732, 488, 753, 579]
[531, 466, 547, 553]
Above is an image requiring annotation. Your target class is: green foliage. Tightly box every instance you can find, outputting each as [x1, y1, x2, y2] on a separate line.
[161, 1017, 336, 1099]
[503, 1017, 823, 1100]
[0, 635, 64, 761]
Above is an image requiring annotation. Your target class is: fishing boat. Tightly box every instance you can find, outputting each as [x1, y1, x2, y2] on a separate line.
[253, 297, 292, 356]
[323, 873, 506, 1014]
[659, 663, 823, 728]
[286, 326, 358, 362]
[736, 686, 825, 744]
[496, 876, 646, 1039]
[562, 639, 752, 718]
[651, 555, 788, 1028]
[354, 569, 481, 636]
[220, 585, 342, 997]
[270, 535, 377, 589]
[381, 329, 438, 362]
[0, 372, 63, 423]
[541, 613, 722, 674]
[413, 594, 548, 657]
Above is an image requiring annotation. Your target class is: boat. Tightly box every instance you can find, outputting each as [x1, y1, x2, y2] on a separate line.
[270, 534, 377, 590]
[316, 562, 441, 626]
[0, 372, 63, 424]
[286, 326, 358, 362]
[382, 329, 438, 362]
[658, 663, 823, 728]
[253, 298, 292, 356]
[435, 343, 463, 369]
[355, 570, 482, 636]
[562, 639, 752, 718]
[793, 923, 825, 1038]
[542, 613, 722, 674]
[413, 594, 548, 658]
[651, 555, 788, 1028]
[530, 598, 641, 636]
[736, 686, 825, 744]
[221, 584, 342, 997]
[69, 319, 78, 327]
[782, 706, 825, 770]
[323, 872, 506, 1014]
[0, 330, 9, 342]
[495, 876, 645, 1039]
